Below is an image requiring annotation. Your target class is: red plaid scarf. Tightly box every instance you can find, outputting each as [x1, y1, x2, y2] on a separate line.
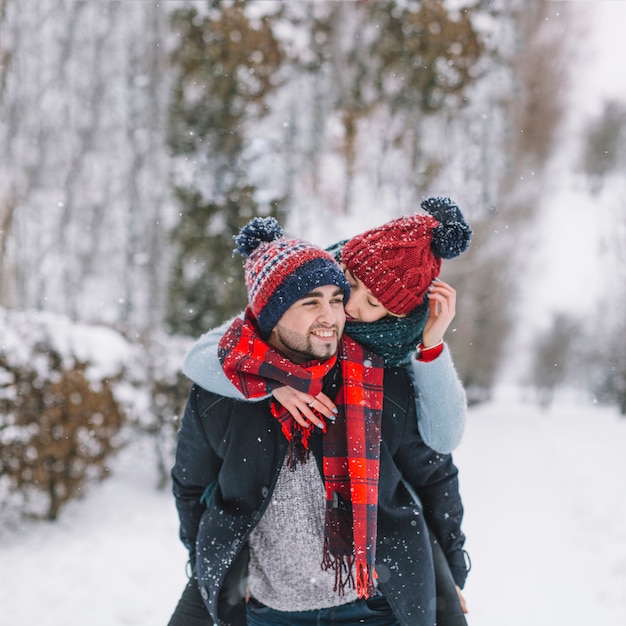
[218, 310, 384, 598]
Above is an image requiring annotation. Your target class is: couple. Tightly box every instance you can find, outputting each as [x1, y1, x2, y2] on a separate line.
[169, 197, 472, 626]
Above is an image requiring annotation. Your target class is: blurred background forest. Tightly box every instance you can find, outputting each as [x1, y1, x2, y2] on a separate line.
[1, 0, 626, 522]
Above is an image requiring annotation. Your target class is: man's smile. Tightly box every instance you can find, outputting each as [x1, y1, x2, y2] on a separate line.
[311, 328, 337, 341]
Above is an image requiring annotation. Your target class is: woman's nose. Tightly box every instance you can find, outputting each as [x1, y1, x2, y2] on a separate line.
[344, 292, 361, 319]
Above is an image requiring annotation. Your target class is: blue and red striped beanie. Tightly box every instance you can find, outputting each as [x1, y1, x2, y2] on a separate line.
[235, 217, 350, 339]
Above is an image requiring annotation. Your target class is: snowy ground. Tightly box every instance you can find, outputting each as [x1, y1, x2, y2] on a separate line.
[1, 387, 625, 626]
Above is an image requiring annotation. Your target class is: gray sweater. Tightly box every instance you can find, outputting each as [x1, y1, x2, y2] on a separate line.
[247, 457, 359, 610]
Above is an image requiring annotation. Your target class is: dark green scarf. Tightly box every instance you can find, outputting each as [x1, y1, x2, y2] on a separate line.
[344, 306, 428, 367]
[327, 241, 429, 367]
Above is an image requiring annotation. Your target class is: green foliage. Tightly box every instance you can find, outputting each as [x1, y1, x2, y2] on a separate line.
[168, 1, 284, 156]
[166, 2, 286, 335]
[165, 2, 485, 337]
[166, 186, 268, 336]
[299, 0, 483, 113]
[581, 100, 626, 193]
[527, 313, 581, 410]
[446, 249, 515, 406]
[369, 0, 484, 112]
[593, 358, 626, 417]
[295, 0, 484, 200]
[588, 310, 626, 416]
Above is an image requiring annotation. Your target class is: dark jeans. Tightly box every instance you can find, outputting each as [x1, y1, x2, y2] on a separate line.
[167, 583, 400, 626]
[246, 594, 401, 626]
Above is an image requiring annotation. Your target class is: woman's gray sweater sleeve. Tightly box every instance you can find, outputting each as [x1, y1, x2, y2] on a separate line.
[408, 344, 467, 453]
[182, 316, 267, 401]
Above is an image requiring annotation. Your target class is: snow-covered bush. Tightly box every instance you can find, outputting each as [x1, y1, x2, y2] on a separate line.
[0, 308, 193, 523]
[0, 309, 135, 520]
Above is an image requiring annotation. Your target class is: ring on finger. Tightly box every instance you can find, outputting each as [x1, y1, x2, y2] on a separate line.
[307, 399, 316, 408]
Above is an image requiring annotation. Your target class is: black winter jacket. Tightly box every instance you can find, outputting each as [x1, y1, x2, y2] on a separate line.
[171, 364, 467, 626]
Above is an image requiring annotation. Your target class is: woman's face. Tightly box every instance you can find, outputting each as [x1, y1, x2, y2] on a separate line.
[342, 266, 389, 322]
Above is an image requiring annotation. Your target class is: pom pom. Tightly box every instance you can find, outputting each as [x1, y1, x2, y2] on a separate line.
[420, 196, 472, 259]
[234, 217, 284, 258]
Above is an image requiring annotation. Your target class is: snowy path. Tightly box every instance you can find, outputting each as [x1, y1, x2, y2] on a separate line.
[0, 439, 185, 625]
[455, 389, 626, 625]
[1, 390, 625, 625]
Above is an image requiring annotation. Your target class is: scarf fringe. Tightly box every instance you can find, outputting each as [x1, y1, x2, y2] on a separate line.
[320, 548, 377, 598]
[321, 551, 356, 596]
[355, 561, 377, 599]
[270, 402, 311, 471]
[286, 432, 310, 469]
[277, 411, 311, 470]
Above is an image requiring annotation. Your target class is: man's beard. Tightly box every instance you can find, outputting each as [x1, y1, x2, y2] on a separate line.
[270, 325, 339, 364]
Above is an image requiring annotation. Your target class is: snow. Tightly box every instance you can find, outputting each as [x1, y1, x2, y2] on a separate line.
[582, 3, 626, 105]
[456, 387, 626, 625]
[0, 308, 135, 383]
[1, 387, 625, 626]
[2, 3, 626, 625]
[0, 437, 183, 625]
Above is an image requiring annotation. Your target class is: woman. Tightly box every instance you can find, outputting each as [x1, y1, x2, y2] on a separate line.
[182, 195, 471, 455]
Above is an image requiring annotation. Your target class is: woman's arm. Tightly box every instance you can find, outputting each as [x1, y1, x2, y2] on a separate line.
[272, 346, 468, 445]
[408, 343, 467, 454]
[182, 316, 332, 427]
[409, 280, 467, 453]
[182, 315, 264, 401]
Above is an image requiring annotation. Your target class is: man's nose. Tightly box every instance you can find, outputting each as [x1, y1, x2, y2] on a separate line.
[317, 301, 335, 321]
[315, 301, 342, 326]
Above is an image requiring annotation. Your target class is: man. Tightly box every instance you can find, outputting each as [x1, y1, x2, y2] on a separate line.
[169, 217, 468, 626]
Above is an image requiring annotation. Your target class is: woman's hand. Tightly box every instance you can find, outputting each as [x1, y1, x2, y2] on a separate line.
[422, 279, 456, 348]
[271, 387, 338, 430]
[455, 586, 468, 614]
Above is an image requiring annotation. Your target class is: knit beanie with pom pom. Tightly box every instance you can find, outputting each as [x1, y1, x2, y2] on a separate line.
[340, 196, 472, 316]
[234, 217, 350, 339]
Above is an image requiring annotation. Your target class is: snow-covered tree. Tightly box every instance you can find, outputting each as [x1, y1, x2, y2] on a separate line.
[166, 1, 287, 336]
[0, 0, 173, 335]
[432, 0, 577, 401]
[580, 99, 626, 414]
[581, 100, 626, 196]
[0, 309, 131, 521]
[165, 0, 486, 335]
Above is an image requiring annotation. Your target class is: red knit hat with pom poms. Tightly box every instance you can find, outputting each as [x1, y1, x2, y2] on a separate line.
[340, 196, 472, 316]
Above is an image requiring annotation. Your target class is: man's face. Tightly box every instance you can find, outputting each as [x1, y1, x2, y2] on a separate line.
[267, 284, 346, 364]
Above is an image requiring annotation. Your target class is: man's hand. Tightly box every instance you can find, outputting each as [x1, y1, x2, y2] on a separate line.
[271, 387, 337, 430]
[422, 279, 456, 348]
